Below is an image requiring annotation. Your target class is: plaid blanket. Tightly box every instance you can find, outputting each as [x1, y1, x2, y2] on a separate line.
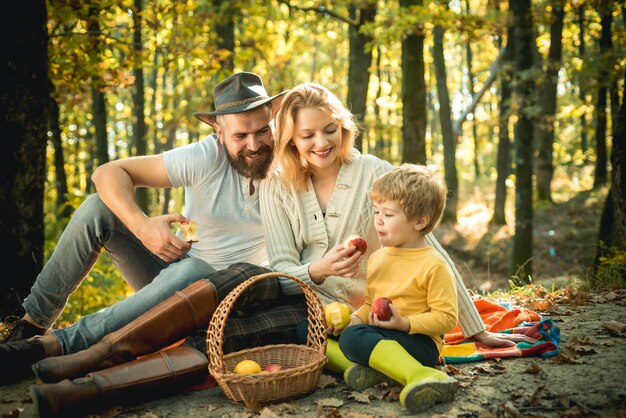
[441, 299, 560, 364]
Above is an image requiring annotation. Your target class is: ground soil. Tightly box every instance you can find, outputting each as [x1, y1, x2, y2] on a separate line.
[1, 290, 625, 418]
[2, 187, 624, 417]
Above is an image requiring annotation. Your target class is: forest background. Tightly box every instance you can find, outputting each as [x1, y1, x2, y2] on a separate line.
[0, 0, 624, 326]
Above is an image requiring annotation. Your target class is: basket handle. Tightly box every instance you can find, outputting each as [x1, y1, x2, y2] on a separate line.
[206, 272, 328, 374]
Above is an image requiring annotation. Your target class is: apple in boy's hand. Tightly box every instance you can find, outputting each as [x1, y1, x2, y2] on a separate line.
[178, 220, 199, 243]
[324, 301, 351, 331]
[371, 297, 392, 321]
[342, 234, 367, 257]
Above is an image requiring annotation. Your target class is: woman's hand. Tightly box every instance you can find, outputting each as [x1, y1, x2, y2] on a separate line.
[472, 330, 537, 347]
[308, 244, 362, 283]
[368, 303, 410, 332]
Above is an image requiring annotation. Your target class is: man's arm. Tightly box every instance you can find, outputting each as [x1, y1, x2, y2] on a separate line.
[92, 155, 190, 262]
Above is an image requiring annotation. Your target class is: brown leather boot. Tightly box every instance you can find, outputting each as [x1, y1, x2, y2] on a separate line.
[32, 279, 217, 383]
[30, 345, 208, 418]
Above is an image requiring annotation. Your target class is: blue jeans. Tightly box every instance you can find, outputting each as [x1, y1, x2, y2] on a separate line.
[23, 194, 217, 354]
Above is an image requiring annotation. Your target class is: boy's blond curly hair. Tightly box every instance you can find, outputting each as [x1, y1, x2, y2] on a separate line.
[370, 163, 448, 234]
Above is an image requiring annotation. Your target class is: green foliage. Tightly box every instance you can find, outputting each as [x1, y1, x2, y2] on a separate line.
[56, 253, 131, 327]
[586, 244, 626, 290]
[38, 0, 625, 323]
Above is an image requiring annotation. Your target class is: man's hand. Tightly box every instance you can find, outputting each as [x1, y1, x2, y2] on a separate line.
[135, 214, 192, 262]
[473, 330, 537, 347]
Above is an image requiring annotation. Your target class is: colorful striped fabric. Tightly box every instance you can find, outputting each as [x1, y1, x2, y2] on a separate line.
[441, 299, 560, 364]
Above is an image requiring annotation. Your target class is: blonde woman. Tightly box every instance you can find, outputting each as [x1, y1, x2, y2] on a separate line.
[260, 82, 534, 394]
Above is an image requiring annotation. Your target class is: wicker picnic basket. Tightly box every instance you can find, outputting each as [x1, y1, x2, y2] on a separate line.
[206, 272, 328, 406]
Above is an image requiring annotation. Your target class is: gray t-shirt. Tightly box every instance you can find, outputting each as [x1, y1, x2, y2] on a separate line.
[163, 134, 267, 270]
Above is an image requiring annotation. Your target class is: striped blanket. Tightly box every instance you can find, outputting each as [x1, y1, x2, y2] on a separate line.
[441, 299, 560, 364]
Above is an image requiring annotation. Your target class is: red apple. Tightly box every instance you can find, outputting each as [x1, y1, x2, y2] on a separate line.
[263, 363, 283, 372]
[371, 297, 392, 321]
[343, 234, 367, 257]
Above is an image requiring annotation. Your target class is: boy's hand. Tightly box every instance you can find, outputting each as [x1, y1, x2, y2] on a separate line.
[327, 325, 344, 338]
[368, 303, 410, 332]
[327, 314, 363, 337]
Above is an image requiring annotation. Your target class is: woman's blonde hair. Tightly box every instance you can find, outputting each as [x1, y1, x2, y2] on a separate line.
[370, 164, 448, 234]
[275, 83, 357, 190]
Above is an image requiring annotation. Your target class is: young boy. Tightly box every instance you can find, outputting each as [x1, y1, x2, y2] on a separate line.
[335, 163, 459, 412]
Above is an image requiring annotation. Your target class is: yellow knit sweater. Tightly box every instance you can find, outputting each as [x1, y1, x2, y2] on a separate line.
[353, 246, 459, 352]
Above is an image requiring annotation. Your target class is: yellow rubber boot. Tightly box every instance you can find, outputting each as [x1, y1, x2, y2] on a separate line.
[325, 339, 392, 390]
[368, 339, 458, 412]
[324, 339, 354, 374]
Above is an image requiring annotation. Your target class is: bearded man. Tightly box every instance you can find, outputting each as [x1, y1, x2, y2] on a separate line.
[2, 75, 307, 411]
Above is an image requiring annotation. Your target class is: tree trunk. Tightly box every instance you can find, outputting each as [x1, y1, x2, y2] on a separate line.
[536, 0, 565, 202]
[161, 122, 178, 215]
[49, 85, 72, 220]
[88, 6, 109, 170]
[594, 71, 626, 274]
[132, 0, 148, 211]
[373, 45, 385, 158]
[464, 0, 480, 179]
[578, 8, 588, 157]
[609, 80, 625, 247]
[0, 0, 48, 317]
[432, 23, 458, 223]
[216, 0, 235, 73]
[149, 47, 160, 157]
[510, 0, 535, 282]
[594, 0, 612, 187]
[347, 2, 376, 151]
[492, 28, 515, 225]
[400, 0, 427, 164]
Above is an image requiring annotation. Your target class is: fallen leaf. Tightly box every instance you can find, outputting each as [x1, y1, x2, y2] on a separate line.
[259, 407, 281, 418]
[525, 362, 542, 374]
[443, 364, 467, 376]
[532, 299, 553, 311]
[205, 403, 222, 412]
[317, 398, 344, 408]
[362, 386, 386, 400]
[501, 400, 521, 417]
[98, 406, 123, 418]
[267, 402, 298, 414]
[602, 320, 626, 336]
[344, 412, 378, 418]
[347, 391, 370, 403]
[319, 407, 343, 418]
[382, 386, 401, 401]
[549, 353, 583, 364]
[318, 374, 338, 388]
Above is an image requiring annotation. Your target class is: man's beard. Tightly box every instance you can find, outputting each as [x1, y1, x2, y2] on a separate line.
[227, 144, 274, 179]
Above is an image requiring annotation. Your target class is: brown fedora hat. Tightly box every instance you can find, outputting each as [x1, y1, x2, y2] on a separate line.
[194, 72, 288, 126]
